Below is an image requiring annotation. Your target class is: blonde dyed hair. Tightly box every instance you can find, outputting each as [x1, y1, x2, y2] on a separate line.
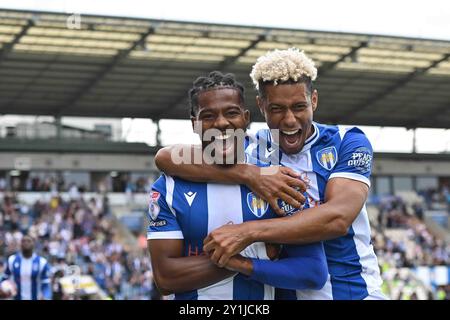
[250, 47, 317, 90]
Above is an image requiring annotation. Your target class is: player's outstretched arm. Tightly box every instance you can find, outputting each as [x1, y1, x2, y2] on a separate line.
[155, 145, 306, 215]
[147, 239, 234, 295]
[204, 177, 368, 267]
[225, 243, 328, 291]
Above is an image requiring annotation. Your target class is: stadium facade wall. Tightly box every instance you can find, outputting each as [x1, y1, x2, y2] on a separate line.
[0, 191, 149, 207]
[0, 152, 156, 171]
[373, 159, 450, 176]
[0, 153, 449, 176]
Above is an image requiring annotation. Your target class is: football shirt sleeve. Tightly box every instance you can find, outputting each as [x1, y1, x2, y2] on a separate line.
[146, 175, 184, 240]
[1, 257, 11, 281]
[40, 261, 50, 284]
[329, 128, 373, 187]
[40, 261, 51, 300]
[249, 243, 328, 291]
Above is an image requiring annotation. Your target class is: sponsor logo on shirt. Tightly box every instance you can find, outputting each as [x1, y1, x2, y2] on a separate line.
[184, 191, 197, 206]
[148, 220, 167, 227]
[278, 199, 300, 215]
[348, 147, 372, 173]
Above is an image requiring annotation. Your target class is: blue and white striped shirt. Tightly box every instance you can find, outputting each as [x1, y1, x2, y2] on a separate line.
[2, 253, 51, 300]
[246, 122, 383, 300]
[147, 177, 279, 300]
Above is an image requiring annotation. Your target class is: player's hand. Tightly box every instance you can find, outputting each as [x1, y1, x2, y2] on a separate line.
[246, 165, 306, 216]
[203, 223, 252, 267]
[224, 255, 252, 276]
[265, 243, 281, 260]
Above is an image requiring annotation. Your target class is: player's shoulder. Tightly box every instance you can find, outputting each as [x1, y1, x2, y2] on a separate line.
[315, 122, 368, 140]
[338, 125, 368, 139]
[311, 122, 339, 148]
[151, 174, 206, 198]
[315, 122, 369, 146]
[337, 125, 372, 150]
[152, 174, 167, 190]
[315, 122, 339, 136]
[151, 174, 177, 193]
[37, 255, 48, 265]
[7, 254, 18, 264]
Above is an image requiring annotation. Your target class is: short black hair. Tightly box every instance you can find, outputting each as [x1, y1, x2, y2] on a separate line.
[257, 75, 313, 100]
[189, 71, 245, 117]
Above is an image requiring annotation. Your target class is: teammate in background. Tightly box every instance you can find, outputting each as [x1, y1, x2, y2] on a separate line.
[1, 235, 51, 300]
[155, 48, 386, 300]
[147, 71, 328, 300]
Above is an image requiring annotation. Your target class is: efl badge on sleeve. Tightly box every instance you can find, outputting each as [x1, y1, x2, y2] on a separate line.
[148, 191, 161, 221]
[247, 192, 268, 218]
[316, 146, 338, 171]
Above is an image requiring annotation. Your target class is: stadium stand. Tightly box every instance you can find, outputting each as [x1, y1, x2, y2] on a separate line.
[368, 190, 450, 299]
[1, 9, 450, 127]
[0, 192, 159, 300]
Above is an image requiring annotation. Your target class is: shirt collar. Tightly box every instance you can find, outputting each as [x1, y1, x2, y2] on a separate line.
[302, 122, 320, 152]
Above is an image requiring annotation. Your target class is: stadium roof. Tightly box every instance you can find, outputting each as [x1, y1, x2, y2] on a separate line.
[0, 9, 449, 128]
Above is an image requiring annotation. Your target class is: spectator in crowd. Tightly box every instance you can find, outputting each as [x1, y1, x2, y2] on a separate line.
[371, 194, 449, 300]
[0, 177, 7, 191]
[0, 194, 153, 300]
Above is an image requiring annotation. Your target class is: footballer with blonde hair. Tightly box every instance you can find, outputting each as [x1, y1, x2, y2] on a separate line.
[155, 48, 386, 300]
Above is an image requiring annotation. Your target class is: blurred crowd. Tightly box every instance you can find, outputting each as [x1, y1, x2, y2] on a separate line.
[0, 174, 153, 194]
[374, 195, 449, 267]
[0, 193, 158, 300]
[418, 186, 450, 211]
[371, 194, 450, 300]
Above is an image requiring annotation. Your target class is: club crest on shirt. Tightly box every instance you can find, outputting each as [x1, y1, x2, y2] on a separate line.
[148, 191, 161, 221]
[316, 146, 338, 171]
[246, 192, 268, 218]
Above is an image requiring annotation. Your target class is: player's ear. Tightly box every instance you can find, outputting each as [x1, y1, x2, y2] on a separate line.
[191, 116, 198, 133]
[243, 109, 250, 128]
[191, 116, 203, 137]
[311, 89, 318, 112]
[256, 96, 265, 116]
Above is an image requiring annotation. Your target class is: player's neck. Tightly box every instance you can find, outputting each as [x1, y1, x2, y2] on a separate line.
[21, 251, 33, 259]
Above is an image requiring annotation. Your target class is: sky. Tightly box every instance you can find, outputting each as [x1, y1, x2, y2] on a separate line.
[0, 0, 449, 152]
[1, 0, 449, 40]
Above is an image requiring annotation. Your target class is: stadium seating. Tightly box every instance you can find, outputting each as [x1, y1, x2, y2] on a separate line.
[371, 192, 450, 299]
[0, 192, 157, 300]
